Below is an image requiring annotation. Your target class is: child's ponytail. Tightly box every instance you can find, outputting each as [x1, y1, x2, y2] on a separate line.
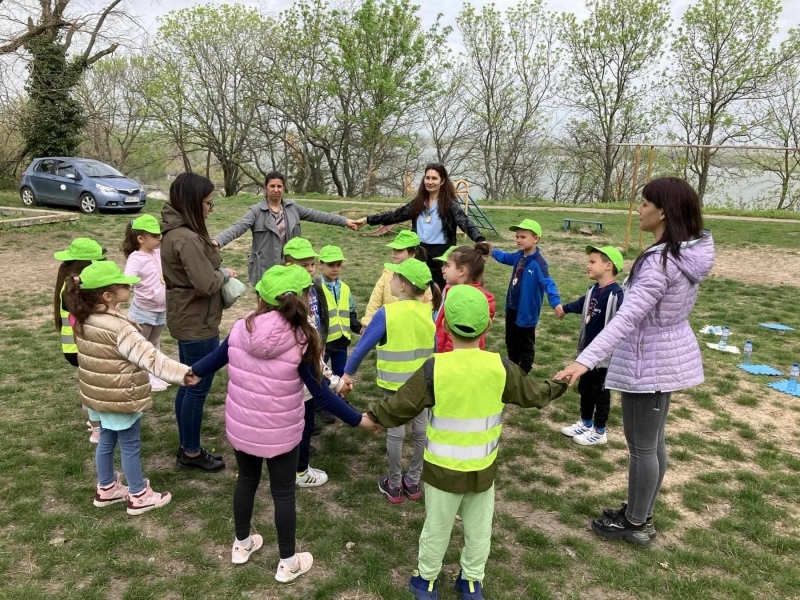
[53, 260, 94, 332]
[122, 221, 143, 258]
[429, 282, 442, 309]
[409, 245, 428, 263]
[63, 276, 110, 335]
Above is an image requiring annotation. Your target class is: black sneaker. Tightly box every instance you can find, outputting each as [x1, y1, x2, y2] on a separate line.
[176, 447, 223, 461]
[178, 449, 225, 472]
[378, 476, 404, 504]
[602, 502, 657, 539]
[311, 423, 322, 436]
[591, 513, 652, 547]
[309, 445, 318, 458]
[316, 408, 336, 424]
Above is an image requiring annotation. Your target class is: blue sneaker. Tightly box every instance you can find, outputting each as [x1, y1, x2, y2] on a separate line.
[408, 570, 439, 599]
[454, 571, 484, 600]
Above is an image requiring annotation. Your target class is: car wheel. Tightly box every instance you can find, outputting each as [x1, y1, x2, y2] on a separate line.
[79, 193, 98, 214]
[20, 187, 38, 207]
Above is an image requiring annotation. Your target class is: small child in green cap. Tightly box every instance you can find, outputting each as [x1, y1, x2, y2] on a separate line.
[317, 245, 362, 377]
[123, 215, 169, 391]
[556, 245, 624, 446]
[491, 219, 562, 374]
[361, 284, 567, 600]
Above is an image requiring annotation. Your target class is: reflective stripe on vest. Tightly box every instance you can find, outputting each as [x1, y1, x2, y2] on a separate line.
[376, 300, 435, 391]
[425, 350, 506, 472]
[320, 281, 352, 342]
[59, 284, 77, 354]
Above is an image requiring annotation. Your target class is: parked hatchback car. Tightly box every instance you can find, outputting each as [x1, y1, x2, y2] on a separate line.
[19, 157, 147, 214]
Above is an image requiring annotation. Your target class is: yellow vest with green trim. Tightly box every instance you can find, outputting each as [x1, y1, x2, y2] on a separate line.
[425, 349, 506, 472]
[60, 283, 77, 354]
[320, 280, 352, 343]
[376, 300, 435, 391]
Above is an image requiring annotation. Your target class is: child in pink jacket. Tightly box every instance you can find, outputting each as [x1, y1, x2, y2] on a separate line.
[191, 265, 378, 583]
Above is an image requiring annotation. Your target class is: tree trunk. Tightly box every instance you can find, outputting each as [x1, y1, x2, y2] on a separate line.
[601, 142, 613, 203]
[322, 146, 344, 197]
[696, 146, 712, 203]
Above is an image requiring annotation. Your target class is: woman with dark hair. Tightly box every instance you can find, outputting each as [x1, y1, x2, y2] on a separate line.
[357, 164, 487, 289]
[214, 171, 363, 284]
[161, 173, 238, 472]
[555, 177, 714, 547]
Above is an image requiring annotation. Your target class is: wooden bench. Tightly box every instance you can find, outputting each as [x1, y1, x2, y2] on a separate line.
[563, 218, 604, 233]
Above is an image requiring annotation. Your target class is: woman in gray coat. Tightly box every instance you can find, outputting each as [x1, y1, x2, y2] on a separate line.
[213, 171, 362, 284]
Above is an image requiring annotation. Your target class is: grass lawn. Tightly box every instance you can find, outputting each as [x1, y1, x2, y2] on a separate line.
[1, 190, 800, 599]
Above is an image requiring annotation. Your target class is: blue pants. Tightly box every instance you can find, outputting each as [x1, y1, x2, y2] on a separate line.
[325, 349, 347, 378]
[96, 418, 145, 495]
[175, 336, 219, 453]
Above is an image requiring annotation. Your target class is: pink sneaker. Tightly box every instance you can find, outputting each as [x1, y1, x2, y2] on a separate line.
[126, 479, 172, 515]
[93, 472, 129, 508]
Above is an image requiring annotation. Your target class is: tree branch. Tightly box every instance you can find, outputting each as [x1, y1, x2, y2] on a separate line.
[81, 0, 123, 63]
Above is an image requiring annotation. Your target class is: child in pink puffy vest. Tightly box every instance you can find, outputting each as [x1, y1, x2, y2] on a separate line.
[191, 264, 379, 583]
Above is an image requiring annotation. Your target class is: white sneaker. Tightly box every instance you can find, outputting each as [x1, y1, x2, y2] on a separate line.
[561, 420, 591, 437]
[574, 427, 608, 446]
[275, 552, 313, 583]
[149, 374, 169, 391]
[231, 534, 263, 564]
[296, 466, 328, 488]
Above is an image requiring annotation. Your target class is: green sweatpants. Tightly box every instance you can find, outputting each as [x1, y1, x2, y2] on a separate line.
[417, 483, 495, 582]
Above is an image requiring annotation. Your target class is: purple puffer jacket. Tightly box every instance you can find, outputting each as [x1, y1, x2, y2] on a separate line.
[576, 231, 715, 393]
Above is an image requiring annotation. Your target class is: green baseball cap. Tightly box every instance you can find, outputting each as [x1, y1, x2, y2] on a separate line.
[283, 237, 318, 260]
[318, 245, 346, 263]
[79, 261, 140, 290]
[386, 230, 421, 250]
[54, 237, 106, 262]
[130, 214, 162, 235]
[586, 245, 624, 272]
[444, 284, 490, 338]
[509, 219, 542, 236]
[383, 258, 432, 290]
[255, 264, 312, 306]
[434, 245, 458, 262]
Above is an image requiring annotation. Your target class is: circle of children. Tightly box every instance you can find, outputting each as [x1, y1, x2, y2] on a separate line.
[54, 168, 713, 600]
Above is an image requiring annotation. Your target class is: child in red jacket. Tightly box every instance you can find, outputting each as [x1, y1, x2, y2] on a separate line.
[435, 242, 496, 352]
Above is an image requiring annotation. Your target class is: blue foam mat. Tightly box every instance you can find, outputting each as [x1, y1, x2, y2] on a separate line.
[759, 322, 796, 331]
[769, 379, 800, 397]
[737, 364, 784, 376]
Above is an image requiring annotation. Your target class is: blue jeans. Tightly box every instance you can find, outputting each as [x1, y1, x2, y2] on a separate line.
[96, 418, 145, 495]
[175, 336, 220, 453]
[325, 349, 347, 378]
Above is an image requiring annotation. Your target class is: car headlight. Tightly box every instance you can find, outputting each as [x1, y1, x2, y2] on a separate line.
[95, 183, 116, 194]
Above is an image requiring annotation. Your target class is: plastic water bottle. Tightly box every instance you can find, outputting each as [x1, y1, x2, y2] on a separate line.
[789, 363, 799, 393]
[743, 340, 753, 364]
[718, 326, 730, 350]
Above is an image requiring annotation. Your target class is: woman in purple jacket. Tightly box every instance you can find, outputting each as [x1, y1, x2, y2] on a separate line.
[556, 177, 714, 547]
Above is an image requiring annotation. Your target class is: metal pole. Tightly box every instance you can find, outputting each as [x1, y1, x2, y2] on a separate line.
[639, 146, 655, 251]
[623, 145, 641, 253]
[454, 180, 470, 238]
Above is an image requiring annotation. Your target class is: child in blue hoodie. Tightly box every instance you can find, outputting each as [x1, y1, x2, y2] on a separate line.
[491, 219, 562, 373]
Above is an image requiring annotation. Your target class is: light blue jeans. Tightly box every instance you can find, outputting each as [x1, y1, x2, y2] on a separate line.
[96, 418, 146, 495]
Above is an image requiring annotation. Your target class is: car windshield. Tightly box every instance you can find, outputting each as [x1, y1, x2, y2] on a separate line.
[75, 160, 125, 178]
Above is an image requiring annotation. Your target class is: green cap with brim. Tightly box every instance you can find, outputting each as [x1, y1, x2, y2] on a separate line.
[383, 258, 432, 290]
[509, 219, 542, 236]
[283, 237, 318, 260]
[255, 264, 312, 306]
[131, 214, 162, 235]
[79, 261, 140, 290]
[444, 284, 490, 338]
[54, 237, 105, 262]
[586, 245, 624, 273]
[318, 245, 346, 263]
[386, 230, 421, 250]
[434, 245, 458, 262]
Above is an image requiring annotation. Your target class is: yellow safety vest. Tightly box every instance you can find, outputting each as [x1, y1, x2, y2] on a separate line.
[320, 280, 352, 343]
[376, 300, 435, 391]
[60, 283, 77, 354]
[425, 349, 506, 472]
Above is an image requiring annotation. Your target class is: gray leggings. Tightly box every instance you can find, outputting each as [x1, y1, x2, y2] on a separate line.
[387, 408, 428, 488]
[621, 391, 671, 523]
[139, 324, 164, 350]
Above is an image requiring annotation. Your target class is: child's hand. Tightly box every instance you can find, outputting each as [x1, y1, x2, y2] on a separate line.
[358, 413, 382, 435]
[342, 373, 354, 390]
[554, 304, 565, 319]
[339, 379, 353, 397]
[184, 370, 202, 387]
[554, 361, 588, 386]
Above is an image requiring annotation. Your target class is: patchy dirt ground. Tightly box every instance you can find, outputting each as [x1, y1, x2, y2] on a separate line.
[711, 246, 800, 288]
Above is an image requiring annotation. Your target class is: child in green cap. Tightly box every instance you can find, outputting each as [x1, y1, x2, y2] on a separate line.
[123, 215, 169, 391]
[361, 285, 567, 600]
[362, 230, 433, 327]
[52, 237, 107, 443]
[491, 219, 563, 373]
[343, 259, 442, 504]
[64, 261, 198, 516]
[556, 245, 624, 446]
[317, 245, 362, 377]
